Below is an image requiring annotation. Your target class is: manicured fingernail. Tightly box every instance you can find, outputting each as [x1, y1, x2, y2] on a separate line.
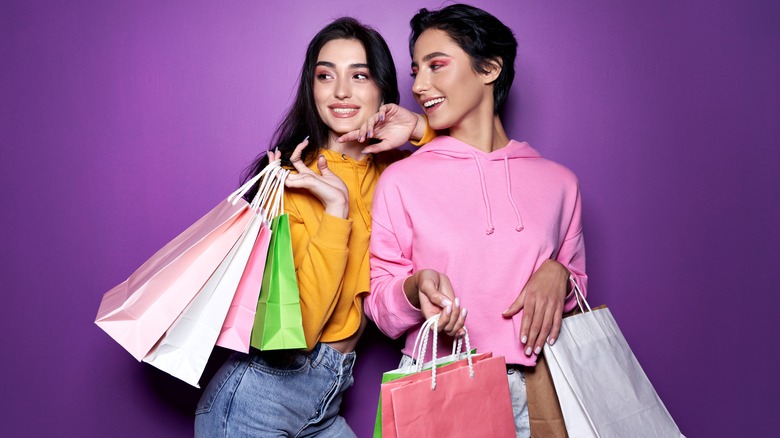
[534, 346, 542, 355]
[367, 130, 372, 138]
[548, 338, 555, 345]
[358, 136, 364, 142]
[441, 298, 452, 307]
[462, 308, 468, 317]
[454, 297, 460, 308]
[521, 335, 528, 344]
[525, 347, 532, 356]
[275, 147, 279, 153]
[446, 305, 452, 315]
[304, 135, 309, 141]
[380, 114, 384, 122]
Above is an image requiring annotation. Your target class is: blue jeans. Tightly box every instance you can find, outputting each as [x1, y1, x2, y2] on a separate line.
[195, 343, 356, 437]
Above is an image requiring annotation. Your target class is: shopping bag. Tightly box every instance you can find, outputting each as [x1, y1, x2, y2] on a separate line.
[95, 162, 277, 361]
[215, 165, 286, 353]
[142, 212, 265, 387]
[373, 332, 476, 437]
[544, 285, 684, 438]
[249, 174, 306, 350]
[381, 316, 515, 438]
[214, 224, 271, 352]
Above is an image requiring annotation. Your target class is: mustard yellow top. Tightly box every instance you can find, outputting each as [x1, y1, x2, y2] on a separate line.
[284, 148, 395, 349]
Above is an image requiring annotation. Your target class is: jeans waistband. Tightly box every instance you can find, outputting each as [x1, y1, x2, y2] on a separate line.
[311, 342, 356, 375]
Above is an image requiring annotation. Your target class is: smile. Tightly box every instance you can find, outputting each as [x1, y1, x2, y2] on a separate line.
[423, 97, 445, 109]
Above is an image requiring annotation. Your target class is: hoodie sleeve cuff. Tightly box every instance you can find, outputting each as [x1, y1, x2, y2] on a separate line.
[390, 276, 426, 325]
[312, 213, 353, 250]
[410, 115, 436, 147]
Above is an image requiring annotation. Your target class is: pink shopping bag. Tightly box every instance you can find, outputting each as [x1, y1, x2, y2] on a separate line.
[95, 199, 251, 360]
[215, 222, 272, 352]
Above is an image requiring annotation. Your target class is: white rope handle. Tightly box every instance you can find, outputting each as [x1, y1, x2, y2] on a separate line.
[259, 168, 284, 222]
[412, 315, 475, 391]
[570, 275, 592, 314]
[250, 164, 282, 211]
[228, 159, 280, 204]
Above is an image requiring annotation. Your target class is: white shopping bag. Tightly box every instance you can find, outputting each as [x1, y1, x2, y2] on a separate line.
[544, 285, 684, 438]
[143, 164, 288, 387]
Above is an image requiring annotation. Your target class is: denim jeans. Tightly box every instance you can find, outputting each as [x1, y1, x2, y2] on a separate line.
[195, 343, 356, 437]
[398, 355, 530, 437]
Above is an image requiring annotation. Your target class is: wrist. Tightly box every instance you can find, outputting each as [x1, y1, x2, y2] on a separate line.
[403, 272, 421, 308]
[324, 199, 348, 219]
[410, 114, 426, 142]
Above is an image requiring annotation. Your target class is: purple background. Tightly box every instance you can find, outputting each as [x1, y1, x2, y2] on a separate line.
[2, 0, 778, 436]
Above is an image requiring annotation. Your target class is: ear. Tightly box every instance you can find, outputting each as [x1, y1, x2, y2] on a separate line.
[481, 58, 503, 85]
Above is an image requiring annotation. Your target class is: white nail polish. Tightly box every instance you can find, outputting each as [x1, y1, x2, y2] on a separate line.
[525, 347, 532, 356]
[446, 305, 452, 315]
[521, 335, 527, 344]
[534, 346, 542, 355]
[454, 297, 460, 308]
[441, 298, 452, 307]
[462, 308, 468, 317]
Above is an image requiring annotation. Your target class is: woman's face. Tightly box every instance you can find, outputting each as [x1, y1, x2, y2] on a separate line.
[313, 38, 382, 137]
[411, 29, 495, 131]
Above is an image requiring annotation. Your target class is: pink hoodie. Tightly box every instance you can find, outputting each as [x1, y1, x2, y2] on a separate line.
[364, 136, 587, 366]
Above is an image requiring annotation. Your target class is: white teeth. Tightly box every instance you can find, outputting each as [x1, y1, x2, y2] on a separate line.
[333, 108, 357, 114]
[424, 97, 445, 108]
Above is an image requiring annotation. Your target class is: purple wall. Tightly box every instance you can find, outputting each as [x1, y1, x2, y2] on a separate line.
[2, 1, 778, 436]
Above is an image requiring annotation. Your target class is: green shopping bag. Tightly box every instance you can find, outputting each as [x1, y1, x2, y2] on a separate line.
[250, 213, 306, 350]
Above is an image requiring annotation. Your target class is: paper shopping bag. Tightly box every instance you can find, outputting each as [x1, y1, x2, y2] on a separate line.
[142, 212, 265, 387]
[385, 352, 515, 438]
[215, 222, 272, 352]
[544, 287, 683, 438]
[95, 161, 279, 361]
[373, 347, 477, 437]
[95, 200, 250, 360]
[250, 213, 306, 350]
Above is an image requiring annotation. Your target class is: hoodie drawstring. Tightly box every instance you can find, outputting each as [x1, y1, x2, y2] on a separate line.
[504, 156, 525, 232]
[472, 152, 495, 235]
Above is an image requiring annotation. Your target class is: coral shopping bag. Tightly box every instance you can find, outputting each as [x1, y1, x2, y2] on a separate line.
[95, 163, 273, 361]
[544, 284, 685, 438]
[143, 165, 287, 386]
[381, 316, 515, 438]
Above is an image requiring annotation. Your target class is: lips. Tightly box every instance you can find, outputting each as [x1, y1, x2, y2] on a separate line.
[329, 104, 360, 118]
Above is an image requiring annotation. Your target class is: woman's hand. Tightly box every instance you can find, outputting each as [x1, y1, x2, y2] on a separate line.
[502, 259, 570, 356]
[337, 104, 426, 154]
[404, 269, 467, 337]
[280, 139, 349, 218]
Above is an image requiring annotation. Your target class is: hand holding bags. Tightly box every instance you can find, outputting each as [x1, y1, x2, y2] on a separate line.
[544, 284, 684, 438]
[142, 165, 287, 386]
[380, 316, 516, 438]
[94, 163, 274, 360]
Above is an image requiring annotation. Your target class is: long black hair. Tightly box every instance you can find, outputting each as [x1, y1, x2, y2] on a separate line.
[242, 17, 399, 199]
[410, 4, 517, 114]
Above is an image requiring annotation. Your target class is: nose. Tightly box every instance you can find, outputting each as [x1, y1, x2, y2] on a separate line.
[412, 71, 428, 96]
[335, 76, 351, 99]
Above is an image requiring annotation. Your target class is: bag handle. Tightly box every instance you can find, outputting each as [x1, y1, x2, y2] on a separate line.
[570, 275, 592, 314]
[228, 159, 281, 204]
[412, 315, 475, 390]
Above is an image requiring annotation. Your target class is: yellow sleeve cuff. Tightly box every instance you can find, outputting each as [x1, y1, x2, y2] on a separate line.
[312, 213, 353, 249]
[410, 115, 436, 147]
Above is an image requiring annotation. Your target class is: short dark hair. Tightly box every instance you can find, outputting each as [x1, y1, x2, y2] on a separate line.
[410, 4, 517, 113]
[242, 17, 399, 199]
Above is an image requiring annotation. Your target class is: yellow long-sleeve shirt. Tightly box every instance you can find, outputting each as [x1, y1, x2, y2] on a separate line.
[285, 148, 398, 349]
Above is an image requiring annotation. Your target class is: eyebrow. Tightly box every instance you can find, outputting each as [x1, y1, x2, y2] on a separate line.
[411, 51, 450, 68]
[315, 61, 370, 69]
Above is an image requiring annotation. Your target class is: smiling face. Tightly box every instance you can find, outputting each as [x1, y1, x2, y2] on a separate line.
[313, 38, 383, 139]
[411, 29, 498, 132]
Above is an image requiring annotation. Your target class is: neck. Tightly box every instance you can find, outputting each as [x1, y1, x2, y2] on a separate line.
[449, 113, 510, 153]
[326, 132, 367, 161]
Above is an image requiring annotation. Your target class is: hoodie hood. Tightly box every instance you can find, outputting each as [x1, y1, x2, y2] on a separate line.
[413, 135, 542, 160]
[414, 136, 542, 235]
